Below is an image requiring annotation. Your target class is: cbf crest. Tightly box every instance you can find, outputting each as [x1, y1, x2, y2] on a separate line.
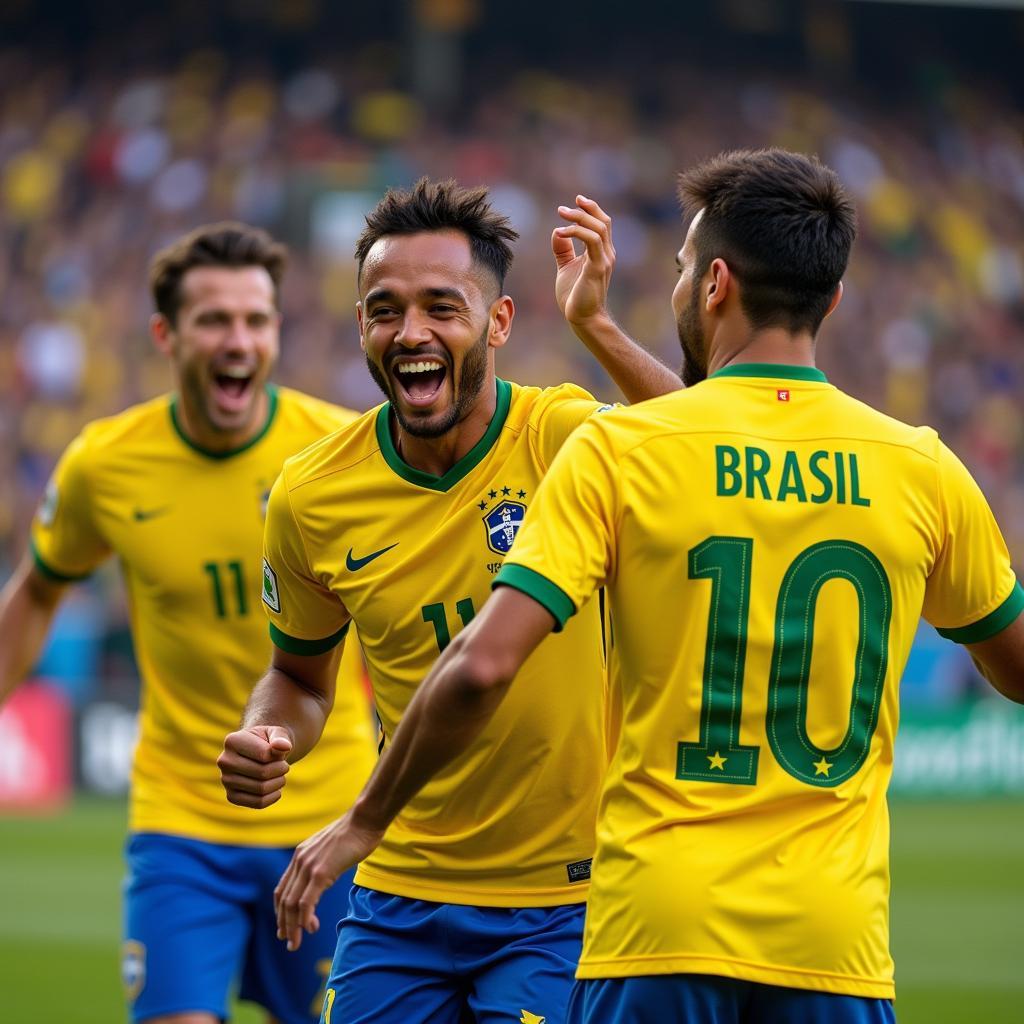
[485, 500, 526, 553]
[479, 482, 529, 555]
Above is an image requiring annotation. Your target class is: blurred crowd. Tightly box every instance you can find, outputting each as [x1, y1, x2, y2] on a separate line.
[1, 26, 1021, 704]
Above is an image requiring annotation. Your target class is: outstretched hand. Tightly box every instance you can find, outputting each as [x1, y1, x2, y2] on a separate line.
[552, 195, 616, 327]
[274, 811, 385, 951]
[218, 725, 293, 809]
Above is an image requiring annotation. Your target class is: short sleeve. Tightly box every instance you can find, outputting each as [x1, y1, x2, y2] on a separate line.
[495, 417, 619, 630]
[922, 442, 1024, 643]
[262, 473, 349, 655]
[30, 433, 109, 581]
[531, 383, 614, 468]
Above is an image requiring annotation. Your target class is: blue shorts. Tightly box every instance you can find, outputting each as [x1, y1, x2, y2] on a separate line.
[123, 832, 355, 1024]
[323, 885, 586, 1024]
[567, 975, 897, 1024]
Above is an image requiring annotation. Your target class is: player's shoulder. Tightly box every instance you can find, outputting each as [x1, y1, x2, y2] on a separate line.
[278, 401, 384, 495]
[563, 386, 682, 448]
[69, 394, 175, 463]
[505, 378, 599, 429]
[601, 380, 942, 461]
[823, 387, 941, 461]
[273, 386, 360, 437]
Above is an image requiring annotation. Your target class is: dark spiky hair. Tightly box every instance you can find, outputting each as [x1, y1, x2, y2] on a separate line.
[355, 178, 519, 292]
[677, 148, 856, 335]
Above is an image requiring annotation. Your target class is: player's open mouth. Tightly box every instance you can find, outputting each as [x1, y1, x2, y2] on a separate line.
[392, 357, 448, 408]
[212, 365, 256, 413]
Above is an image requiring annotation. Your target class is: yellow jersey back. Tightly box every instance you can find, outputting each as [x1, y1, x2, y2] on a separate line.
[497, 364, 1023, 998]
[32, 386, 377, 845]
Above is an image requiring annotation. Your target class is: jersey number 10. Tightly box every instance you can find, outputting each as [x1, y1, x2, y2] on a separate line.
[677, 535, 892, 789]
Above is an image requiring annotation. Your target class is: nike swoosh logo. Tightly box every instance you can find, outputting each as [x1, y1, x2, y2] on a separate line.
[346, 542, 399, 572]
[133, 506, 170, 522]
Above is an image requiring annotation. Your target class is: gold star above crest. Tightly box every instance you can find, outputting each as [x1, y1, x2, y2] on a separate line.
[707, 751, 727, 771]
[813, 757, 833, 777]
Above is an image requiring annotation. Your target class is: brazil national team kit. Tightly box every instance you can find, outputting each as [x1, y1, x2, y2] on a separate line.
[31, 369, 1022, 1023]
[494, 364, 1022, 1022]
[263, 379, 613, 1022]
[31, 387, 377, 1023]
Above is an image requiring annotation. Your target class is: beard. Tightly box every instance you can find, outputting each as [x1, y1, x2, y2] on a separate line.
[677, 285, 708, 388]
[366, 327, 490, 439]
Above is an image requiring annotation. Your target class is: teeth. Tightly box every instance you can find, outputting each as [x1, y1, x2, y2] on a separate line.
[396, 361, 444, 374]
[219, 367, 253, 379]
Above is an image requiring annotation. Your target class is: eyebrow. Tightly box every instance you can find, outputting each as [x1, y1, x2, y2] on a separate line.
[364, 286, 469, 305]
[422, 287, 467, 302]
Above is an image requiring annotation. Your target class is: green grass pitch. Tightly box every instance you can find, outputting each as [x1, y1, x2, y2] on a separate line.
[0, 796, 1021, 1022]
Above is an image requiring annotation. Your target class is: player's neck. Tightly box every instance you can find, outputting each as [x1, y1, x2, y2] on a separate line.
[175, 388, 270, 455]
[392, 381, 499, 478]
[707, 326, 817, 377]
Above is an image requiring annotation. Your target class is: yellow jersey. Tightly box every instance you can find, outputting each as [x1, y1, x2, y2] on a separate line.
[263, 379, 609, 906]
[496, 364, 1023, 998]
[31, 386, 377, 846]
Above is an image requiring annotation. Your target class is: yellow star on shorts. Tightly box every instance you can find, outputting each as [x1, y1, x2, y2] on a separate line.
[707, 751, 727, 771]
[813, 757, 833, 777]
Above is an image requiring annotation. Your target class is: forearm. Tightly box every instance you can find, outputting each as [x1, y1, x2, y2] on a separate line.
[351, 636, 512, 832]
[243, 666, 334, 761]
[572, 313, 681, 404]
[0, 561, 63, 705]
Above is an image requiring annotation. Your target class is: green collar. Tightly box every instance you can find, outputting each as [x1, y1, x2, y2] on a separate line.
[169, 384, 279, 460]
[709, 363, 828, 383]
[376, 378, 512, 492]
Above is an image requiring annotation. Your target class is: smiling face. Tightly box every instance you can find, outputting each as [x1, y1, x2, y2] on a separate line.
[153, 265, 280, 447]
[358, 230, 506, 439]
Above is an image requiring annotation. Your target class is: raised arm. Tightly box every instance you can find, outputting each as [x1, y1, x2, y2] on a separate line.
[553, 195, 681, 403]
[0, 554, 68, 706]
[965, 611, 1024, 703]
[218, 640, 343, 809]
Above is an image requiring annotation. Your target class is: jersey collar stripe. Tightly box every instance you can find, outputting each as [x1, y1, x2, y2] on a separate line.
[169, 384, 279, 460]
[709, 364, 828, 383]
[375, 378, 513, 492]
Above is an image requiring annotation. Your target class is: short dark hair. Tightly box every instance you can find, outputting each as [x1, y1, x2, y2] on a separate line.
[149, 222, 288, 324]
[677, 149, 856, 335]
[355, 178, 519, 293]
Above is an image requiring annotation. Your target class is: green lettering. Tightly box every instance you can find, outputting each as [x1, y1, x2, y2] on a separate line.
[767, 541, 892, 786]
[809, 451, 833, 504]
[834, 451, 847, 504]
[716, 445, 742, 497]
[677, 537, 760, 785]
[422, 598, 477, 654]
[745, 447, 772, 500]
[850, 454, 871, 507]
[678, 535, 893, 790]
[776, 451, 808, 503]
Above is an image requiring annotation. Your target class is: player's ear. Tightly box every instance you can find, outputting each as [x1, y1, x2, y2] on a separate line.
[356, 302, 367, 352]
[705, 258, 731, 313]
[150, 313, 174, 356]
[823, 281, 843, 320]
[487, 295, 514, 350]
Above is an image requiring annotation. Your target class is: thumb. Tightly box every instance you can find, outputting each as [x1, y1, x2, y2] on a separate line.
[265, 726, 293, 757]
[551, 228, 577, 268]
